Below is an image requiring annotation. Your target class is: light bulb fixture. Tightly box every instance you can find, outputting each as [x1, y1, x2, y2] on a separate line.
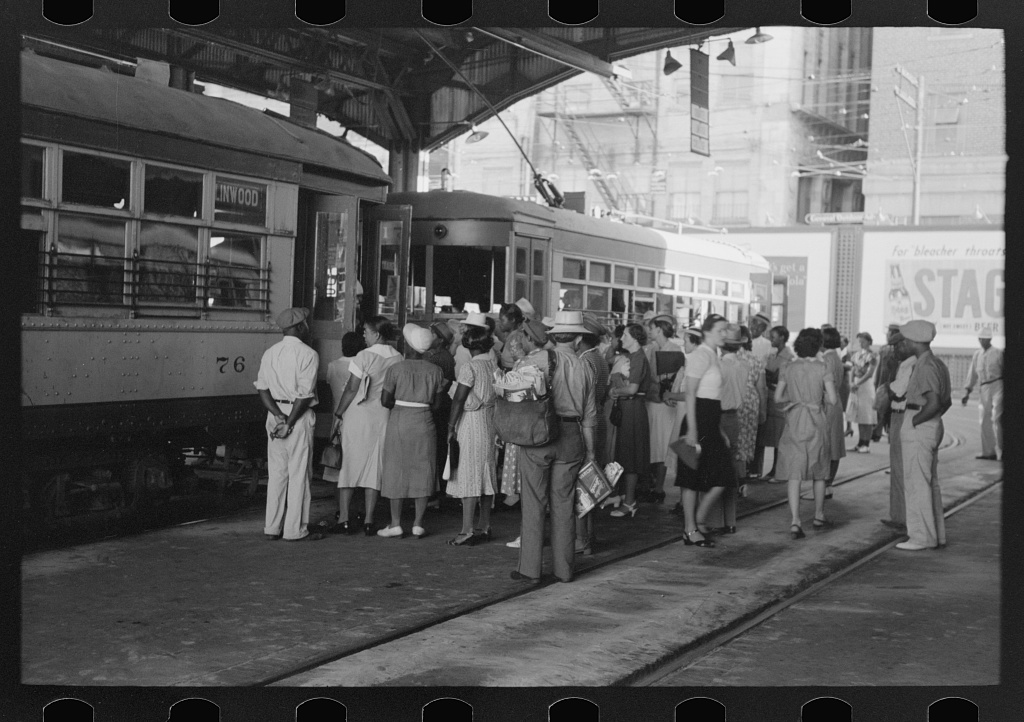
[745, 27, 773, 45]
[663, 50, 682, 76]
[716, 40, 736, 66]
[465, 125, 489, 144]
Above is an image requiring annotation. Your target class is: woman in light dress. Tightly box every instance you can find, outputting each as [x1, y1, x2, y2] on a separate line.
[446, 324, 499, 546]
[665, 326, 701, 515]
[774, 328, 838, 539]
[333, 316, 402, 535]
[845, 332, 879, 453]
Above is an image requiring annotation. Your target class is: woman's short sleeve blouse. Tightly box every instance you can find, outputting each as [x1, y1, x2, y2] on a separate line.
[685, 344, 723, 400]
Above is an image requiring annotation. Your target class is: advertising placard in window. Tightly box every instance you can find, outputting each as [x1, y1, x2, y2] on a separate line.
[214, 178, 267, 226]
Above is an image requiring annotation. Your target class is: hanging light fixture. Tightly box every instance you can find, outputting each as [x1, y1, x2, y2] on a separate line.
[745, 27, 773, 44]
[716, 40, 736, 66]
[465, 125, 489, 144]
[663, 50, 682, 76]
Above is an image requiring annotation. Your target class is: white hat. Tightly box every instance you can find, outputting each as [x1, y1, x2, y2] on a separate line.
[978, 328, 993, 340]
[541, 316, 555, 328]
[515, 297, 536, 318]
[549, 310, 588, 335]
[403, 323, 433, 354]
[463, 312, 489, 328]
[900, 319, 936, 343]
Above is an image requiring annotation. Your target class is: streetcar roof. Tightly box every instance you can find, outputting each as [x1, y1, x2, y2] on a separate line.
[21, 51, 392, 187]
[389, 190, 770, 271]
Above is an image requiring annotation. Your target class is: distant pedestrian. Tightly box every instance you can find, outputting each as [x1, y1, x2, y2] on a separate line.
[377, 325, 446, 539]
[962, 329, 1003, 461]
[608, 323, 651, 518]
[820, 327, 847, 496]
[760, 326, 794, 481]
[255, 308, 323, 541]
[334, 316, 402, 535]
[576, 314, 610, 555]
[513, 311, 597, 583]
[895, 320, 953, 551]
[881, 334, 916, 533]
[677, 314, 734, 548]
[846, 332, 878, 452]
[446, 324, 499, 546]
[774, 328, 837, 539]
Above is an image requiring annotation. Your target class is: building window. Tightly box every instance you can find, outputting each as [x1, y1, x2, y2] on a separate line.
[22, 144, 44, 199]
[712, 165, 749, 225]
[562, 257, 586, 280]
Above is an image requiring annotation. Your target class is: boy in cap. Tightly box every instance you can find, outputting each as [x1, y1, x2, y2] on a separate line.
[895, 320, 952, 551]
[255, 308, 324, 541]
[962, 328, 1002, 461]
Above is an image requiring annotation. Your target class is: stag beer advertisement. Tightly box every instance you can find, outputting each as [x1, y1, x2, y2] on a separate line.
[862, 229, 1004, 347]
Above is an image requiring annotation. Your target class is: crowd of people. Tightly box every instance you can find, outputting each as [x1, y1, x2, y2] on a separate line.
[254, 299, 964, 582]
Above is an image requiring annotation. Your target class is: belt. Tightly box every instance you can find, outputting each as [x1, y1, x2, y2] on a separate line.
[559, 416, 582, 423]
[906, 403, 922, 410]
[273, 398, 293, 404]
[981, 378, 1002, 386]
[394, 400, 430, 408]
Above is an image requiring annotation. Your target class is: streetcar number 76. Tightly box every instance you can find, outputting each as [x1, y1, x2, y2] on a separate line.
[216, 356, 246, 373]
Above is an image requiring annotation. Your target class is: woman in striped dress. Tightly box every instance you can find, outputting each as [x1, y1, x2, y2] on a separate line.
[446, 325, 499, 546]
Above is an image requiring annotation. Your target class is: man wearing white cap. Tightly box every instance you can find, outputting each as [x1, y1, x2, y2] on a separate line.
[895, 320, 952, 551]
[255, 308, 324, 541]
[962, 328, 1002, 461]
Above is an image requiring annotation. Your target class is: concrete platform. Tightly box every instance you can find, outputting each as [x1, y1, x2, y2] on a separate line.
[21, 406, 996, 686]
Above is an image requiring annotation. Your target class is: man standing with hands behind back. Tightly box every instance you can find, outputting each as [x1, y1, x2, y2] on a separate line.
[962, 328, 1002, 462]
[255, 307, 324, 541]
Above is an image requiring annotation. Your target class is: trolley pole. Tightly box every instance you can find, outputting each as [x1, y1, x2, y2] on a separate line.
[912, 76, 925, 225]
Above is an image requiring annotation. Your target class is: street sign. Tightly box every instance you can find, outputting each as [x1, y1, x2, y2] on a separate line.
[894, 85, 917, 109]
[805, 211, 865, 225]
[689, 49, 710, 157]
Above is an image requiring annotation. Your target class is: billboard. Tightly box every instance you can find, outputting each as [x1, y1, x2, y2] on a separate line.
[862, 229, 1004, 348]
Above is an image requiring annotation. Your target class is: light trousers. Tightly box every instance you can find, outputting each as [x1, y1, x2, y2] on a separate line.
[978, 381, 1003, 457]
[519, 422, 584, 582]
[900, 414, 945, 548]
[264, 409, 314, 540]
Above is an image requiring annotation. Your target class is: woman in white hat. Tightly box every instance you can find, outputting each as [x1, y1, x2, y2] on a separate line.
[376, 325, 446, 539]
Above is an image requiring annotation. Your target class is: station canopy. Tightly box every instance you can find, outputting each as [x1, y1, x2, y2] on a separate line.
[23, 27, 742, 152]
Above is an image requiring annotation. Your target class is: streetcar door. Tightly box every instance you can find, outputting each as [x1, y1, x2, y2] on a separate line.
[362, 204, 412, 330]
[511, 233, 550, 318]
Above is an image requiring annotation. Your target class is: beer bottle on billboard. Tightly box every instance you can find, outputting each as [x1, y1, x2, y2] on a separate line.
[888, 263, 913, 324]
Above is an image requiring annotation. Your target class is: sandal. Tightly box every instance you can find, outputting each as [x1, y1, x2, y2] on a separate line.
[682, 530, 715, 548]
[447, 532, 478, 546]
[812, 517, 832, 529]
[790, 524, 806, 540]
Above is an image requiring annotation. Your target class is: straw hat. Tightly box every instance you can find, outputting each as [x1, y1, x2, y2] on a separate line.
[463, 312, 489, 328]
[900, 319, 936, 343]
[549, 310, 588, 334]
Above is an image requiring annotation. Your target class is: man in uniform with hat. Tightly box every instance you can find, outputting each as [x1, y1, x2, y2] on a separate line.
[895, 319, 952, 551]
[871, 323, 905, 443]
[962, 328, 1002, 461]
[512, 310, 597, 583]
[255, 308, 324, 541]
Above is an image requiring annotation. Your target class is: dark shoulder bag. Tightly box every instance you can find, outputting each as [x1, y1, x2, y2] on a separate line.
[493, 349, 561, 447]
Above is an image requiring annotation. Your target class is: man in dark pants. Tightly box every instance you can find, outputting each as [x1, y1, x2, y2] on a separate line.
[424, 322, 456, 504]
[512, 311, 597, 584]
[871, 324, 903, 442]
[881, 335, 917, 533]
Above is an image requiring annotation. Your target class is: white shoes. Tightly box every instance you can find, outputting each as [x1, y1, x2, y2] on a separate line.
[506, 536, 521, 548]
[895, 541, 931, 551]
[411, 526, 426, 538]
[377, 525, 404, 538]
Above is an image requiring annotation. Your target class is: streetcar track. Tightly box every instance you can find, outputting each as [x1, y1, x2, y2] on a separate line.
[628, 477, 1001, 687]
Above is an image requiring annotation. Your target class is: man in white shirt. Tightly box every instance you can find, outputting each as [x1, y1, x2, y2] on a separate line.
[255, 307, 323, 541]
[962, 329, 1003, 460]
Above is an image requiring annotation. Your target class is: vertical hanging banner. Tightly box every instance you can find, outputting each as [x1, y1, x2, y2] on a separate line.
[689, 49, 710, 157]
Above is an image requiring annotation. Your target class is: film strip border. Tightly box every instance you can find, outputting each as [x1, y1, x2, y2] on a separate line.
[26, 1, 990, 28]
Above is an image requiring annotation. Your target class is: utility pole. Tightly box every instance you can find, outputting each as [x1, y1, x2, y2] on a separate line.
[893, 65, 925, 224]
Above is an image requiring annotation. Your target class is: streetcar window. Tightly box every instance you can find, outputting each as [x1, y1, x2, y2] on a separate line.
[715, 280, 729, 297]
[637, 269, 656, 288]
[589, 262, 610, 283]
[22, 145, 44, 199]
[655, 293, 672, 315]
[145, 166, 203, 218]
[586, 286, 609, 312]
[730, 282, 746, 299]
[614, 265, 634, 286]
[697, 277, 712, 294]
[559, 283, 584, 311]
[563, 257, 586, 280]
[678, 275, 694, 293]
[408, 245, 427, 320]
[658, 272, 674, 290]
[61, 152, 131, 210]
[214, 177, 267, 226]
[515, 247, 528, 275]
[533, 249, 545, 277]
[138, 222, 199, 305]
[207, 234, 262, 308]
[432, 246, 505, 314]
[20, 228, 44, 313]
[611, 288, 633, 316]
[52, 214, 126, 305]
[634, 296, 655, 317]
